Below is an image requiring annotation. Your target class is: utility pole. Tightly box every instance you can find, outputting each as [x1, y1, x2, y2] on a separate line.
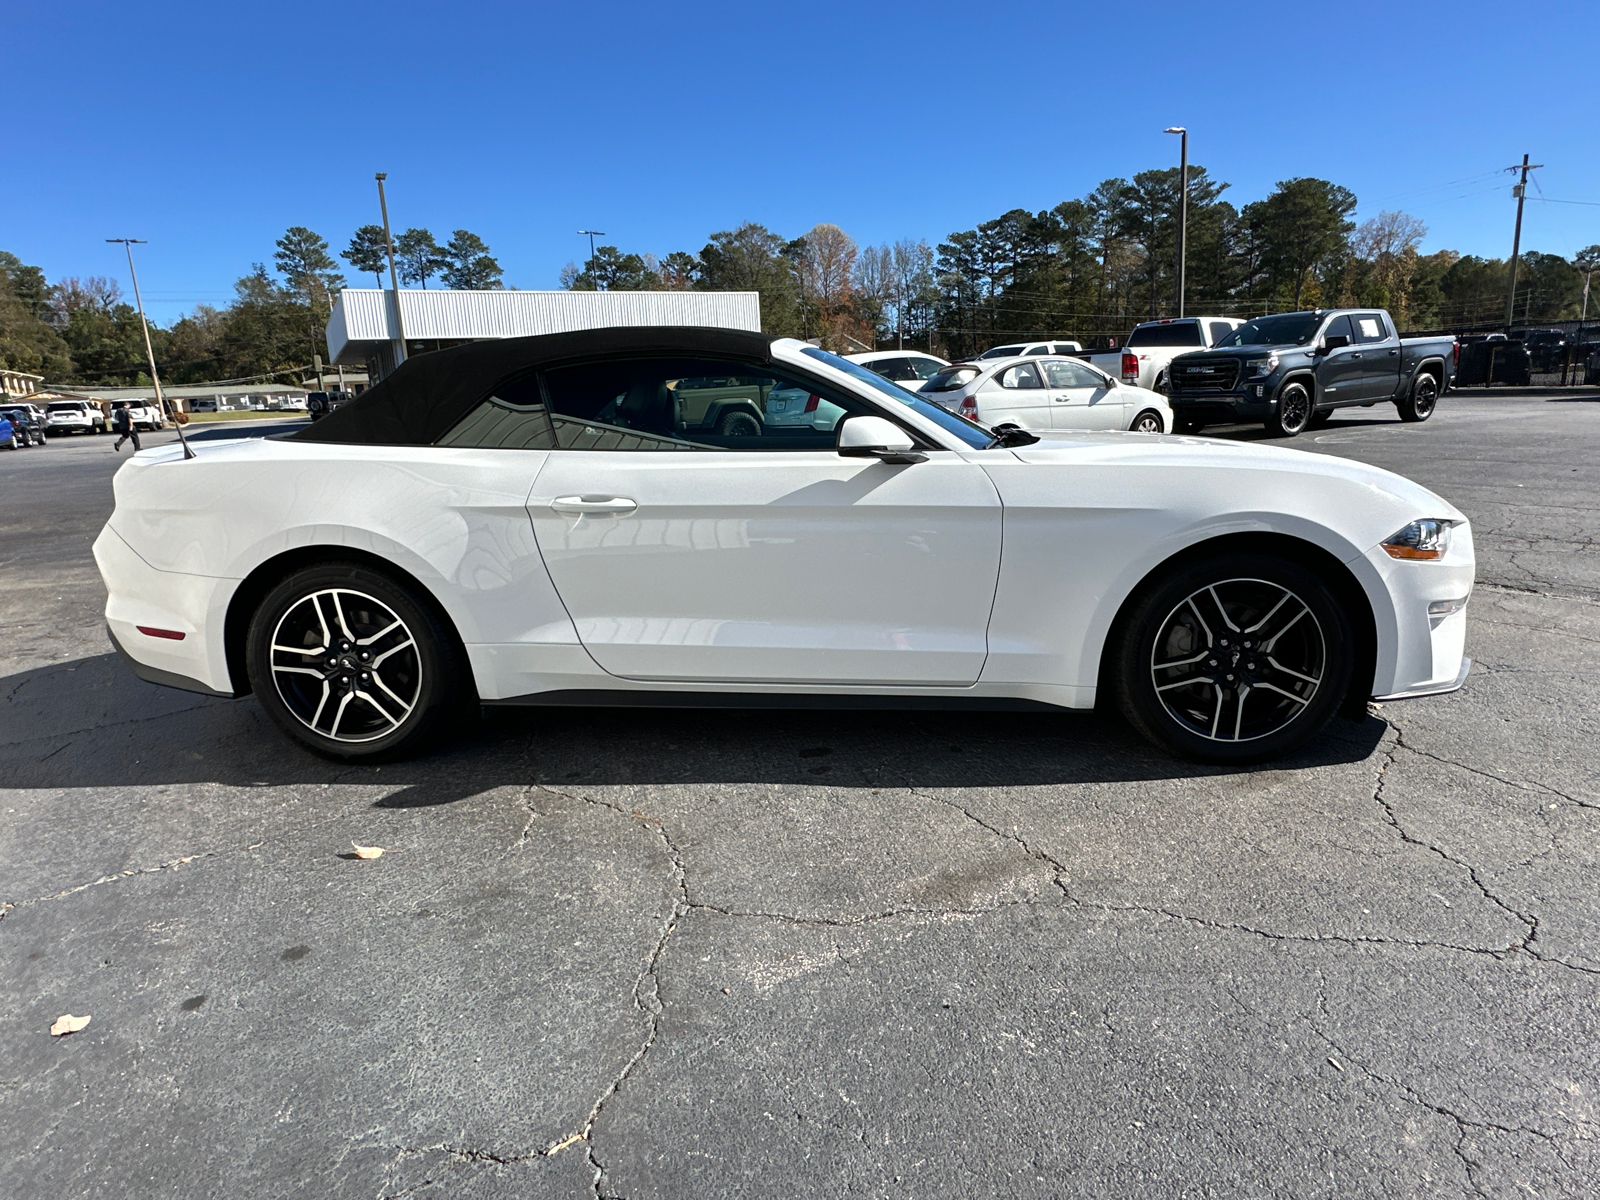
[577, 230, 605, 285]
[375, 173, 406, 372]
[1504, 154, 1542, 329]
[107, 238, 194, 459]
[1165, 127, 1188, 317]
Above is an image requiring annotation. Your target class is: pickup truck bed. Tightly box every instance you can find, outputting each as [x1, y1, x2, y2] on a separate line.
[1166, 309, 1456, 438]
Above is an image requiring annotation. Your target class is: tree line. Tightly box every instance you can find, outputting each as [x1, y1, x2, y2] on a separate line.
[0, 225, 503, 387]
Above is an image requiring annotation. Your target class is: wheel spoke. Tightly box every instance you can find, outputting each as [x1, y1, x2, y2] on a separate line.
[1207, 585, 1241, 632]
[1261, 603, 1310, 652]
[330, 591, 357, 642]
[1265, 655, 1321, 686]
[356, 619, 402, 646]
[1232, 684, 1251, 741]
[328, 691, 354, 739]
[1208, 684, 1224, 738]
[371, 637, 416, 668]
[1252, 680, 1312, 707]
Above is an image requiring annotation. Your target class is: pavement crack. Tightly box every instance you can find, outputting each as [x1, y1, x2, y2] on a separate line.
[10, 850, 217, 909]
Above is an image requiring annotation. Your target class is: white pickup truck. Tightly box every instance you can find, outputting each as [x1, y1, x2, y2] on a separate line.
[1079, 316, 1242, 394]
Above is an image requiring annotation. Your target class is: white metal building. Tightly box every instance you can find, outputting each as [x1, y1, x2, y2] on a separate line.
[324, 288, 762, 380]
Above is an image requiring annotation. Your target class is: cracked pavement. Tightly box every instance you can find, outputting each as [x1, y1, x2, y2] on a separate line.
[2, 393, 1597, 1198]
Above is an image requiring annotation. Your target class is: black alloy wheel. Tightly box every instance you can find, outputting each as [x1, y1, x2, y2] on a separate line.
[246, 562, 467, 761]
[1397, 373, 1438, 423]
[1111, 553, 1352, 762]
[1266, 382, 1312, 438]
[1131, 409, 1164, 434]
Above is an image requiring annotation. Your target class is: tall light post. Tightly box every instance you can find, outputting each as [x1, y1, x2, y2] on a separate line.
[375, 173, 406, 371]
[1164, 127, 1188, 317]
[577, 230, 605, 285]
[107, 238, 194, 459]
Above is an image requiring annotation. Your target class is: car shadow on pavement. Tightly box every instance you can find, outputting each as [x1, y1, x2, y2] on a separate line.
[0, 653, 1388, 803]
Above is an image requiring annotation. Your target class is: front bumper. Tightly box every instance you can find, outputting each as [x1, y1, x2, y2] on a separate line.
[1169, 386, 1275, 424]
[1361, 522, 1476, 699]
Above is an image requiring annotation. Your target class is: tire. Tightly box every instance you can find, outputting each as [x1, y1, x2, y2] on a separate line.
[3, 435, 16, 450]
[1130, 408, 1164, 434]
[717, 409, 761, 437]
[1266, 381, 1312, 438]
[1397, 372, 1438, 423]
[1307, 407, 1332, 430]
[1109, 552, 1353, 763]
[246, 562, 468, 762]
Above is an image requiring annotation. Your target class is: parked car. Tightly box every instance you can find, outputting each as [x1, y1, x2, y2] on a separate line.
[1078, 316, 1242, 394]
[1166, 309, 1457, 438]
[0, 410, 19, 449]
[973, 340, 1083, 361]
[922, 356, 1173, 433]
[110, 400, 164, 431]
[844, 350, 950, 392]
[1509, 327, 1567, 373]
[46, 400, 107, 435]
[96, 326, 1475, 767]
[5, 405, 49, 445]
[307, 391, 357, 421]
[1584, 344, 1600, 385]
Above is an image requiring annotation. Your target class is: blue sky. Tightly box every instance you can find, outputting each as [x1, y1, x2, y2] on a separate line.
[8, 0, 1600, 325]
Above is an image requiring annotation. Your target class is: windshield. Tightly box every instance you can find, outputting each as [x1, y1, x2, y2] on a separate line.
[923, 365, 981, 392]
[1215, 313, 1325, 347]
[1127, 321, 1203, 348]
[48, 403, 84, 412]
[800, 347, 991, 449]
[977, 345, 1025, 359]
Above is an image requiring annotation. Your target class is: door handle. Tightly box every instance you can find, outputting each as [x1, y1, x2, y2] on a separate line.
[1350, 353, 1362, 359]
[1388, 349, 1398, 356]
[550, 495, 638, 515]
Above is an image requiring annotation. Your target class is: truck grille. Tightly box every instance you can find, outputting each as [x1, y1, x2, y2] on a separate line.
[1172, 359, 1241, 392]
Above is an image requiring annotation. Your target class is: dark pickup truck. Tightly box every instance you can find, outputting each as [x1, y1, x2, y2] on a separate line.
[1166, 309, 1457, 437]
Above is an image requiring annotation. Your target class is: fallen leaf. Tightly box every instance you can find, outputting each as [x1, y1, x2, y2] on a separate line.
[547, 1132, 585, 1155]
[350, 843, 385, 860]
[50, 1014, 91, 1037]
[1327, 1056, 1344, 1071]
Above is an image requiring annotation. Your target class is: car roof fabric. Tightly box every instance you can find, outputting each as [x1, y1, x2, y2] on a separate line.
[290, 325, 778, 446]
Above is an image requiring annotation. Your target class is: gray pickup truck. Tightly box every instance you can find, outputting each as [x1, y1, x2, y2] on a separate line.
[1166, 309, 1457, 437]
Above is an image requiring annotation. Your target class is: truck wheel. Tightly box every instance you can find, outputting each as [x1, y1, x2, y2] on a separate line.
[1130, 408, 1164, 433]
[1307, 407, 1332, 430]
[1266, 382, 1312, 438]
[717, 410, 761, 437]
[1397, 373, 1438, 423]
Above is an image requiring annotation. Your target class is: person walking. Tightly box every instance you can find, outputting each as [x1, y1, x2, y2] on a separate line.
[112, 405, 141, 452]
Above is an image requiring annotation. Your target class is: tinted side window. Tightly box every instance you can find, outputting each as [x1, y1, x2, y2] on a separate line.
[1207, 321, 1234, 344]
[907, 356, 945, 379]
[1352, 313, 1389, 343]
[997, 363, 1044, 389]
[1126, 322, 1204, 348]
[1025, 345, 1050, 355]
[868, 357, 917, 382]
[1322, 315, 1355, 345]
[438, 372, 557, 449]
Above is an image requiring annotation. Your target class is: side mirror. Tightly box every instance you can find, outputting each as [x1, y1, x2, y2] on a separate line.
[1318, 334, 1351, 355]
[837, 415, 926, 464]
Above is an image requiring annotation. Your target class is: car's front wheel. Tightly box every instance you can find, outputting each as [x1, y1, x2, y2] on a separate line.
[1110, 553, 1353, 763]
[246, 562, 467, 761]
[1266, 382, 1312, 438]
[1130, 408, 1164, 434]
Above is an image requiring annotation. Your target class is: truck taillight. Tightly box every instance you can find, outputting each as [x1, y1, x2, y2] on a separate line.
[1121, 352, 1139, 380]
[804, 393, 820, 413]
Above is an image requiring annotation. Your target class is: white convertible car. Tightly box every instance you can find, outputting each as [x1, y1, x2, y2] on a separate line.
[95, 327, 1474, 764]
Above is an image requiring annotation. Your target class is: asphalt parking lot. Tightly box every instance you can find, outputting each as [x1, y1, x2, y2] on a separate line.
[3, 393, 1597, 1199]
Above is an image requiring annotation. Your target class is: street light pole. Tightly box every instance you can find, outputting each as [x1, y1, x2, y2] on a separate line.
[577, 230, 605, 286]
[107, 238, 194, 459]
[375, 173, 406, 371]
[1164, 127, 1188, 317]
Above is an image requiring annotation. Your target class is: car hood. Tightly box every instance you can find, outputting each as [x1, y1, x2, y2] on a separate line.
[1003, 430, 1466, 528]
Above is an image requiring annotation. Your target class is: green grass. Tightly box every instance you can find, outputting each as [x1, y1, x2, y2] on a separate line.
[182, 410, 306, 423]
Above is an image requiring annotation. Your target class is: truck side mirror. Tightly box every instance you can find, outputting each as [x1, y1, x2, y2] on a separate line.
[1318, 334, 1351, 355]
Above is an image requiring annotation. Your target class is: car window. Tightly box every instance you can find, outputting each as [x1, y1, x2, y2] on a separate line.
[1207, 321, 1234, 344]
[1352, 313, 1389, 344]
[442, 357, 869, 452]
[1025, 345, 1050, 355]
[1050, 342, 1079, 354]
[979, 345, 1025, 360]
[907, 357, 945, 380]
[997, 362, 1045, 389]
[1126, 321, 1204, 348]
[1322, 315, 1355, 345]
[923, 365, 980, 392]
[866, 356, 917, 382]
[1042, 360, 1107, 389]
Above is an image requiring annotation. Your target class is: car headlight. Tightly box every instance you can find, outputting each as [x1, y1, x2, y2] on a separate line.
[1382, 519, 1453, 561]
[1249, 354, 1279, 378]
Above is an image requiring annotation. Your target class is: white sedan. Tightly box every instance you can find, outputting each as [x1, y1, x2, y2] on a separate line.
[96, 328, 1474, 765]
[922, 356, 1173, 433]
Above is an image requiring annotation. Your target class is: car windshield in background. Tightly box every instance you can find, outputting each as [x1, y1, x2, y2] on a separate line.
[1215, 313, 1324, 347]
[1127, 322, 1204, 348]
[977, 345, 1025, 359]
[800, 347, 991, 449]
[922, 366, 981, 392]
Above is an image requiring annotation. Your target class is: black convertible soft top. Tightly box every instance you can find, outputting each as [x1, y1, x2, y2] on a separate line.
[292, 325, 778, 446]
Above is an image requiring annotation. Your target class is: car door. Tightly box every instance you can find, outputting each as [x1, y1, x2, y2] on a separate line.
[1349, 312, 1399, 400]
[1314, 314, 1362, 406]
[1042, 359, 1125, 430]
[521, 354, 1003, 686]
[981, 361, 1051, 429]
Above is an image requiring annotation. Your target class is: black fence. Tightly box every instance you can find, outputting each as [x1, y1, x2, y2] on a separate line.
[1406, 318, 1600, 388]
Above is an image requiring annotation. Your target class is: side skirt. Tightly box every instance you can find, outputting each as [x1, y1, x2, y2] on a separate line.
[484, 689, 1073, 713]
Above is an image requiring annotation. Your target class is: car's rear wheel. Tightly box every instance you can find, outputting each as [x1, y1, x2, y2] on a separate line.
[246, 562, 467, 761]
[1110, 552, 1353, 763]
[1397, 372, 1438, 423]
[1266, 382, 1312, 438]
[1130, 408, 1164, 434]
